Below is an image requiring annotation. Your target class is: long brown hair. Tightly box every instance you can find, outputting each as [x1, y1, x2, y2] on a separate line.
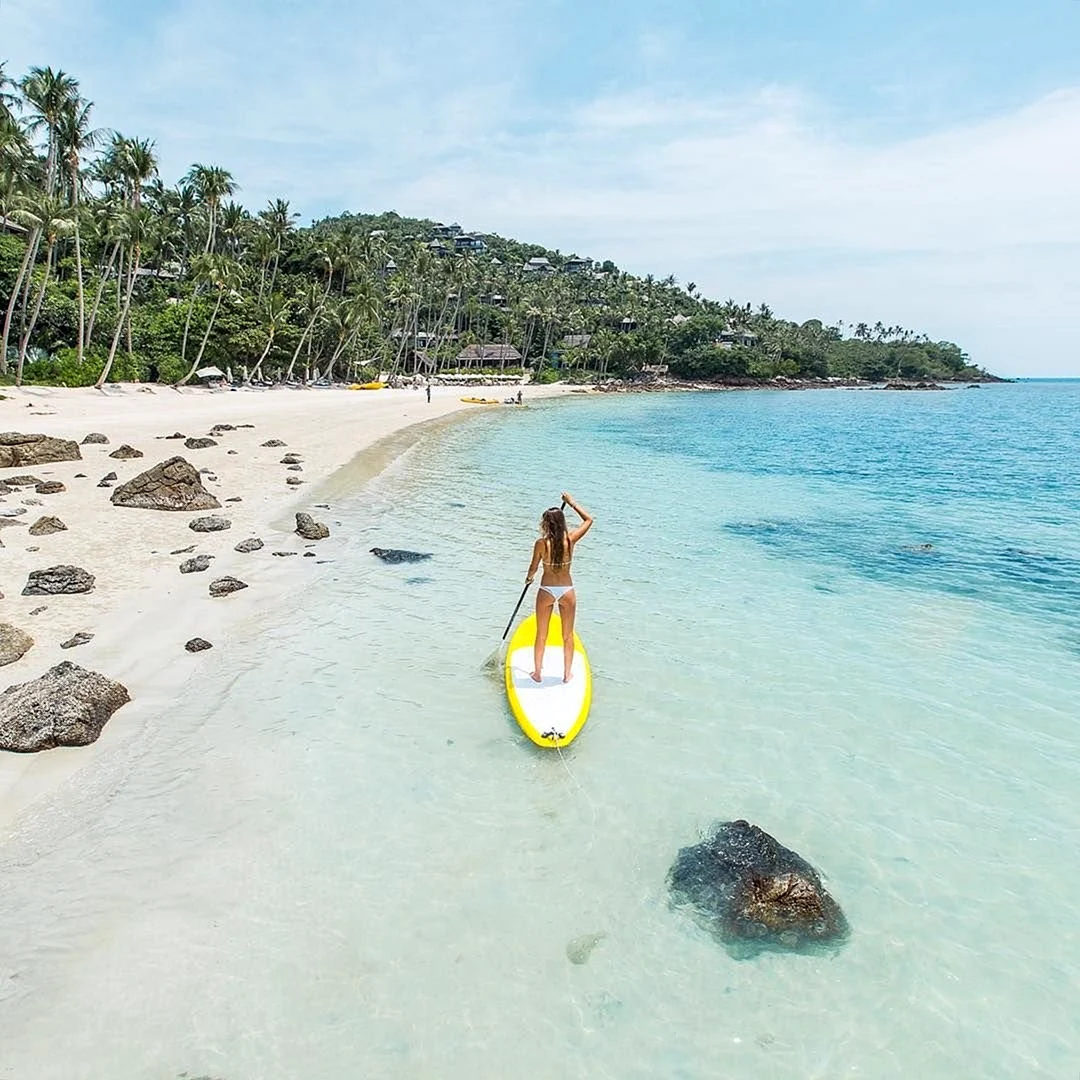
[541, 506, 569, 566]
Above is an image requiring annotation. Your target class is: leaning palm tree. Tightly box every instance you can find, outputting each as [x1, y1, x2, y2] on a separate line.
[249, 291, 289, 382]
[176, 255, 242, 385]
[12, 194, 76, 382]
[96, 205, 151, 388]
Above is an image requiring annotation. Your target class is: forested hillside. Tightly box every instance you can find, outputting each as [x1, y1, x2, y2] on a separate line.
[0, 63, 993, 387]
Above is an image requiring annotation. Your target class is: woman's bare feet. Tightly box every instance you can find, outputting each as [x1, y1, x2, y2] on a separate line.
[562, 671, 574, 683]
[530, 670, 542, 683]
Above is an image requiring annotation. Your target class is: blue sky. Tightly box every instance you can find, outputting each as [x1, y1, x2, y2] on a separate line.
[4, 0, 1080, 375]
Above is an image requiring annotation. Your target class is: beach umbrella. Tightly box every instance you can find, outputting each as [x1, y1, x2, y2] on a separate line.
[196, 366, 225, 378]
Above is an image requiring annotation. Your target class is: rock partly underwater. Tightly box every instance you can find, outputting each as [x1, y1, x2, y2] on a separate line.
[668, 819, 848, 956]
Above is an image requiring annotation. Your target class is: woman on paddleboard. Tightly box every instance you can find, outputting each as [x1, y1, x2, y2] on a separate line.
[525, 492, 594, 683]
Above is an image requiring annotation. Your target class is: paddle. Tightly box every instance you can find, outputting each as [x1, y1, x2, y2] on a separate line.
[482, 498, 565, 671]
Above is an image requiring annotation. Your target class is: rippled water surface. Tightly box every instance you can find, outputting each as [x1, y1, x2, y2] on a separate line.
[2, 383, 1079, 1079]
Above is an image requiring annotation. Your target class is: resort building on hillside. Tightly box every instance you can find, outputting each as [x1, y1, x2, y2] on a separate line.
[432, 222, 463, 238]
[716, 328, 758, 349]
[427, 239, 451, 256]
[562, 334, 592, 348]
[564, 256, 593, 274]
[480, 292, 507, 307]
[522, 256, 556, 274]
[454, 234, 486, 252]
[455, 344, 523, 367]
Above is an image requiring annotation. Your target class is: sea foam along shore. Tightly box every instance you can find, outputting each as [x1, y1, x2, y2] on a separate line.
[0, 381, 577, 831]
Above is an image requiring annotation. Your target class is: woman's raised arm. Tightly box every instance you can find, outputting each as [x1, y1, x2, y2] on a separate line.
[562, 492, 594, 543]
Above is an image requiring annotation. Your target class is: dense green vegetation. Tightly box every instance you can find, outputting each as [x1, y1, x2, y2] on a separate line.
[0, 63, 992, 388]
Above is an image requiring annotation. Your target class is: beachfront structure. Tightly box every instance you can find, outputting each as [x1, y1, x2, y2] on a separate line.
[562, 334, 592, 348]
[455, 344, 523, 368]
[454, 234, 486, 252]
[522, 256, 556, 274]
[564, 257, 593, 274]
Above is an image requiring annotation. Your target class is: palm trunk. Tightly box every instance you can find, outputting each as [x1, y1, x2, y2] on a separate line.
[96, 243, 141, 388]
[71, 182, 86, 364]
[86, 242, 121, 345]
[285, 310, 320, 382]
[250, 330, 275, 382]
[0, 232, 39, 375]
[179, 283, 203, 367]
[177, 287, 225, 385]
[15, 243, 57, 384]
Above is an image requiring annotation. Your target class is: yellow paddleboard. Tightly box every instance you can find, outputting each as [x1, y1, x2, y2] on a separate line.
[352, 381, 386, 390]
[505, 613, 592, 748]
[460, 396, 499, 405]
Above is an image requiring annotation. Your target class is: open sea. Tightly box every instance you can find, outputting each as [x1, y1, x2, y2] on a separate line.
[2, 382, 1079, 1079]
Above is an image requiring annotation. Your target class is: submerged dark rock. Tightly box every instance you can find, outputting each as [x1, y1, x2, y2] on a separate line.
[370, 547, 432, 564]
[668, 820, 848, 956]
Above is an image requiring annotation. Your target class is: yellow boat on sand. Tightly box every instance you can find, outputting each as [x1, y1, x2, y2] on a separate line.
[504, 613, 592, 748]
[348, 381, 386, 390]
[460, 396, 500, 405]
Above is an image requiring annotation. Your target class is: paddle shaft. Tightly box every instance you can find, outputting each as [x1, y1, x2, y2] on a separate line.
[501, 499, 567, 641]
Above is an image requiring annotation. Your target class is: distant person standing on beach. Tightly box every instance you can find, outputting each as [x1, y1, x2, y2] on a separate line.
[525, 493, 593, 683]
[426, 381, 431, 403]
[517, 388, 523, 405]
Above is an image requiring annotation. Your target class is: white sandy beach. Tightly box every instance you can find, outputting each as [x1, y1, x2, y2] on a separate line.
[0, 381, 577, 830]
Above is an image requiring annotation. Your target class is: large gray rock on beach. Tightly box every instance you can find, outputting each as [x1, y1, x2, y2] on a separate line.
[370, 547, 432, 563]
[0, 624, 34, 667]
[110, 457, 220, 511]
[0, 432, 81, 468]
[0, 661, 130, 752]
[60, 632, 94, 649]
[189, 515, 230, 533]
[185, 637, 213, 652]
[668, 820, 848, 956]
[184, 437, 217, 450]
[82, 432, 109, 444]
[295, 513, 329, 540]
[180, 554, 214, 573]
[4, 475, 42, 487]
[22, 565, 95, 595]
[34, 480, 65, 495]
[262, 439, 286, 447]
[234, 537, 264, 553]
[28, 516, 67, 536]
[209, 576, 247, 597]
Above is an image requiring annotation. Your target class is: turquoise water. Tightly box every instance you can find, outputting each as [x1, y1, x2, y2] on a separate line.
[2, 384, 1079, 1078]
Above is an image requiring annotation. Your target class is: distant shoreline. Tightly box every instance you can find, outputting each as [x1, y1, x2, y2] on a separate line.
[590, 373, 1010, 394]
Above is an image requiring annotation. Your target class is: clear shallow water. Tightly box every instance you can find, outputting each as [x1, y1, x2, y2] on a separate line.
[2, 384, 1079, 1079]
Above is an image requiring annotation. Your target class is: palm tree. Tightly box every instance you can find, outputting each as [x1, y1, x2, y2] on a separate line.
[19, 66, 79, 194]
[249, 292, 289, 382]
[96, 206, 151, 388]
[11, 194, 76, 382]
[184, 163, 237, 253]
[57, 94, 101, 363]
[176, 255, 242, 385]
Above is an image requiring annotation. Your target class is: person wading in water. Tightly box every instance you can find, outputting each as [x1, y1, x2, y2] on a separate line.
[525, 493, 594, 682]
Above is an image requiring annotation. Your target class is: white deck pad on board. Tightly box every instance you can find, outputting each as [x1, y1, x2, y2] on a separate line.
[507, 646, 588, 739]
